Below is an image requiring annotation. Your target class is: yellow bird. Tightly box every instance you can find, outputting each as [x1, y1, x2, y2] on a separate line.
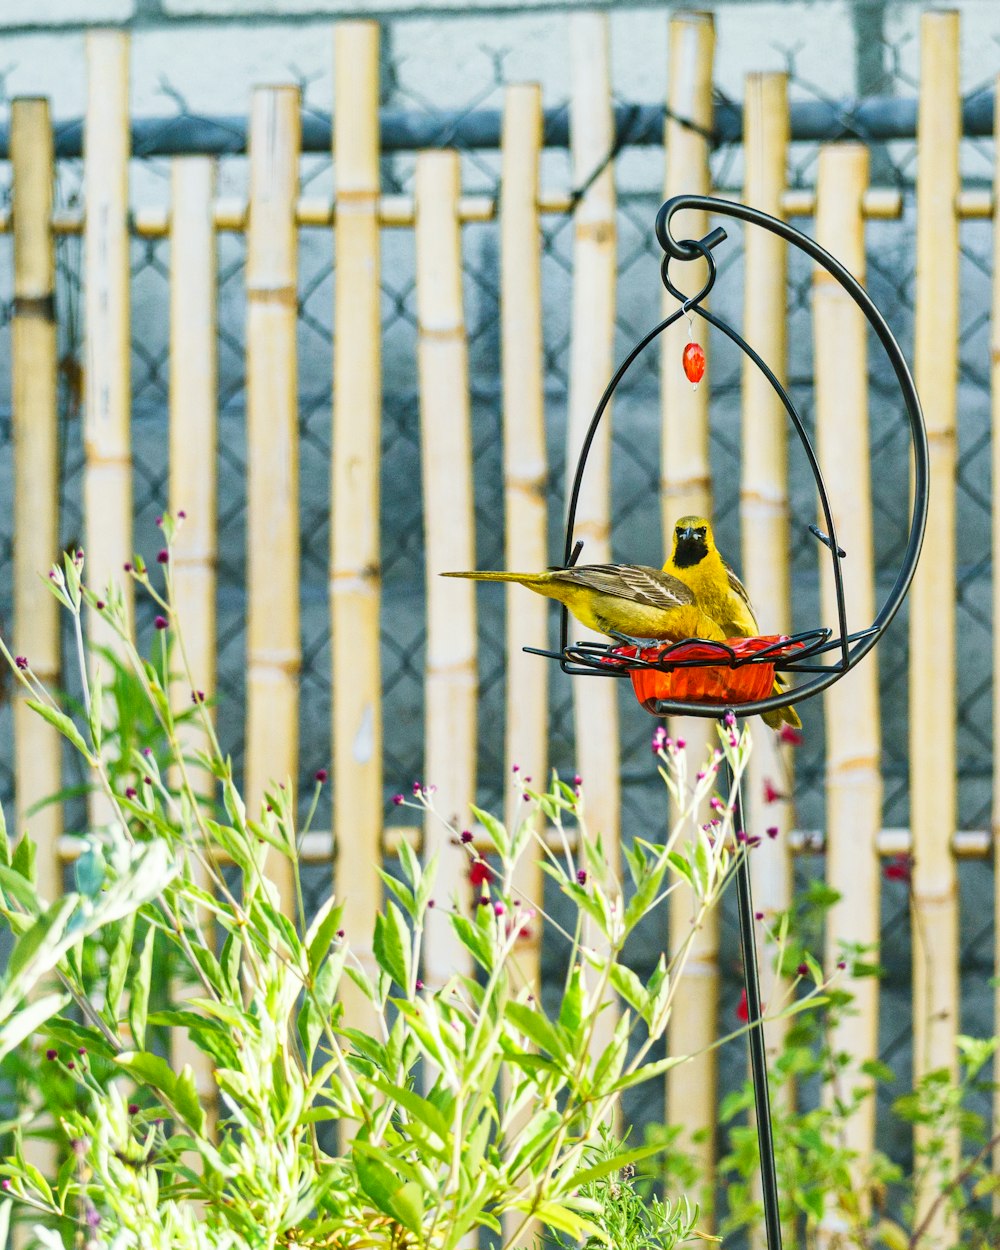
[440, 563, 727, 644]
[443, 516, 802, 731]
[663, 516, 801, 731]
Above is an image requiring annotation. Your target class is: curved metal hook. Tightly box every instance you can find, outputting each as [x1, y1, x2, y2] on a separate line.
[655, 202, 728, 262]
[660, 237, 718, 312]
[547, 193, 929, 720]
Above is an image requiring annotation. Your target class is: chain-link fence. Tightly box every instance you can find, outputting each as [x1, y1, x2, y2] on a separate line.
[0, 2, 996, 1224]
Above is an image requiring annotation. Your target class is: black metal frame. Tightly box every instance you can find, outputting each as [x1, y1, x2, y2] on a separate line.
[527, 194, 928, 721]
[527, 195, 928, 1250]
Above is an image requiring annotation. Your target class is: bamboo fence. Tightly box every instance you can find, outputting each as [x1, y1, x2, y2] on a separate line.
[660, 9, 719, 1187]
[2, 9, 995, 1233]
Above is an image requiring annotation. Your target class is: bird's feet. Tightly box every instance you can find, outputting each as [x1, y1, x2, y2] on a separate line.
[609, 631, 671, 651]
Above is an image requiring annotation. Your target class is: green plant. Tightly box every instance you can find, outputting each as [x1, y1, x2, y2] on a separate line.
[0, 520, 825, 1249]
[545, 1124, 712, 1250]
[716, 884, 1000, 1249]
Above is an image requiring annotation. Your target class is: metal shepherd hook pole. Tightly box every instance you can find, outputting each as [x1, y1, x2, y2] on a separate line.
[725, 719, 783, 1250]
[528, 191, 928, 1250]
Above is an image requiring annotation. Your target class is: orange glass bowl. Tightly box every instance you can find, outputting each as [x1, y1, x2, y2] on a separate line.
[610, 635, 803, 713]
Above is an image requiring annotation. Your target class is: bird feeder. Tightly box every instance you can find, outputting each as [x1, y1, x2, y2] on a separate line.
[526, 194, 929, 1250]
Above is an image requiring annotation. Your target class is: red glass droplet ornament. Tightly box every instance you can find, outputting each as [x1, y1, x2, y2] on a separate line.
[683, 340, 706, 385]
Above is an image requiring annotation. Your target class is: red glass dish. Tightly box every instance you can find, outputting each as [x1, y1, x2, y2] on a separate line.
[609, 635, 803, 713]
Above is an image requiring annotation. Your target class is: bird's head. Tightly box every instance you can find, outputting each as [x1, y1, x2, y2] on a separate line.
[671, 516, 714, 568]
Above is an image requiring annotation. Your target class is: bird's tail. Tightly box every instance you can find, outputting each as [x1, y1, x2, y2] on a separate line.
[761, 676, 802, 731]
[441, 570, 548, 586]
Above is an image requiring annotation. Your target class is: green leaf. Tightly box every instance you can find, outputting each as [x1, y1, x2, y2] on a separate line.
[558, 965, 585, 1037]
[860, 1059, 895, 1084]
[105, 914, 136, 1027]
[530, 1201, 603, 1242]
[41, 1017, 116, 1062]
[591, 1010, 630, 1091]
[509, 1108, 563, 1175]
[667, 849, 694, 888]
[354, 1148, 417, 1229]
[692, 830, 713, 898]
[0, 993, 69, 1061]
[803, 1186, 825, 1223]
[311, 948, 347, 1022]
[298, 995, 324, 1064]
[116, 1050, 178, 1102]
[470, 805, 510, 859]
[802, 953, 823, 984]
[373, 902, 411, 988]
[624, 852, 669, 929]
[173, 1063, 206, 1135]
[10, 836, 37, 889]
[772, 995, 828, 1023]
[222, 778, 246, 831]
[850, 960, 886, 979]
[564, 1141, 667, 1191]
[369, 1076, 451, 1143]
[391, 1181, 424, 1235]
[874, 1219, 910, 1250]
[147, 1011, 238, 1068]
[608, 964, 648, 1015]
[128, 924, 156, 1050]
[74, 842, 106, 899]
[450, 914, 494, 971]
[25, 699, 95, 765]
[88, 665, 104, 751]
[379, 871, 416, 921]
[250, 895, 301, 960]
[77, 842, 176, 935]
[4, 894, 77, 989]
[610, 1053, 686, 1093]
[396, 836, 422, 892]
[306, 896, 344, 978]
[507, 1001, 565, 1060]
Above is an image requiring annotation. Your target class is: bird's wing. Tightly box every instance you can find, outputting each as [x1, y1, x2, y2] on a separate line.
[554, 563, 697, 610]
[723, 562, 762, 632]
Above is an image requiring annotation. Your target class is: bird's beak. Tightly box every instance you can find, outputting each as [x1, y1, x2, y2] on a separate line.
[679, 526, 698, 542]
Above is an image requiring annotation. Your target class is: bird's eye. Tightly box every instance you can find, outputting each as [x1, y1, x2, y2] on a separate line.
[697, 528, 706, 537]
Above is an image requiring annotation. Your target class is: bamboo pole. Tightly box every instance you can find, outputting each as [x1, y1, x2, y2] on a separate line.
[659, 12, 719, 1211]
[416, 150, 477, 988]
[567, 10, 619, 1066]
[992, 70, 1000, 1192]
[500, 82, 547, 991]
[741, 77, 793, 1250]
[740, 76, 793, 1072]
[169, 157, 218, 790]
[84, 31, 132, 838]
[910, 13, 961, 1240]
[499, 82, 547, 1246]
[168, 155, 218, 1121]
[331, 21, 383, 1033]
[11, 98, 61, 908]
[0, 186, 912, 240]
[10, 95, 61, 1216]
[813, 143, 882, 1214]
[245, 85, 301, 913]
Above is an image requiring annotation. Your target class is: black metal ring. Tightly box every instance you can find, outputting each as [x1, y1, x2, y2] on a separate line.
[545, 194, 928, 720]
[660, 236, 717, 310]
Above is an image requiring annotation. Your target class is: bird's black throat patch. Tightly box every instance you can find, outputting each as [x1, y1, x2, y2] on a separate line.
[672, 534, 709, 568]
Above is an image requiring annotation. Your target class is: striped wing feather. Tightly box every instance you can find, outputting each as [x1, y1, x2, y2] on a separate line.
[553, 563, 696, 611]
[722, 562, 762, 634]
